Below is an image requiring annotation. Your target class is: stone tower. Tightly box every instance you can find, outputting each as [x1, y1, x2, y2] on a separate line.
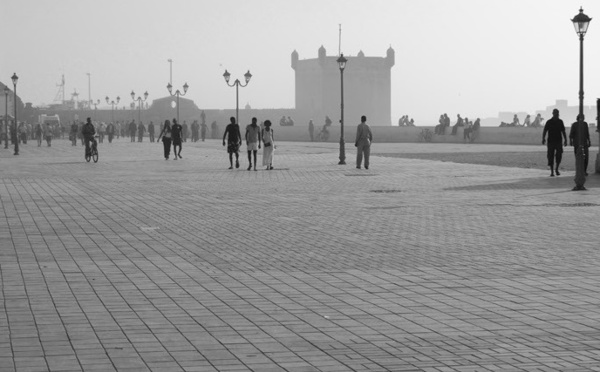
[291, 46, 395, 126]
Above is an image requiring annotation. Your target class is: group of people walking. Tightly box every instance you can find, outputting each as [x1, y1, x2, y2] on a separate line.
[222, 117, 275, 170]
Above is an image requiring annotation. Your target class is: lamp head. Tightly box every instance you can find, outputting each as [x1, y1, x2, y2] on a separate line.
[223, 70, 231, 83]
[116, 96, 120, 104]
[244, 70, 252, 84]
[337, 54, 348, 70]
[144, 91, 148, 100]
[167, 83, 172, 94]
[130, 90, 135, 100]
[183, 82, 189, 93]
[572, 7, 592, 36]
[11, 73, 18, 86]
[105, 96, 109, 103]
[4, 86, 10, 95]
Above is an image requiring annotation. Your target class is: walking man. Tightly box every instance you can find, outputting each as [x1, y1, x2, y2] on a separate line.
[222, 117, 242, 169]
[148, 121, 155, 143]
[171, 118, 183, 159]
[569, 114, 591, 176]
[355, 115, 373, 169]
[542, 108, 567, 177]
[245, 117, 262, 171]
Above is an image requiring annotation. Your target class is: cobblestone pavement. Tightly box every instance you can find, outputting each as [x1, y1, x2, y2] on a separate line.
[1, 138, 600, 372]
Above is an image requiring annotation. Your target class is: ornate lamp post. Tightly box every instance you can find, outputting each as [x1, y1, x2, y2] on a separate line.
[337, 54, 347, 165]
[167, 82, 188, 123]
[105, 96, 120, 123]
[222, 70, 251, 125]
[571, 7, 591, 191]
[4, 86, 9, 149]
[11, 73, 18, 156]
[131, 90, 148, 124]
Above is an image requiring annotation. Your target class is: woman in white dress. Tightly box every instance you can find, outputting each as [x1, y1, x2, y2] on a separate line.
[262, 120, 275, 170]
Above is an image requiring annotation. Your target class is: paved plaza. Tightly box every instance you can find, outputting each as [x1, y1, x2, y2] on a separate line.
[1, 138, 600, 372]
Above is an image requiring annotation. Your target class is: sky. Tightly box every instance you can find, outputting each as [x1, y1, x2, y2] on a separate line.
[2, 0, 600, 125]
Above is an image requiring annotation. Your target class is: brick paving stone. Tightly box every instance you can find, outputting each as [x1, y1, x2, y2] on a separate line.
[1, 140, 600, 371]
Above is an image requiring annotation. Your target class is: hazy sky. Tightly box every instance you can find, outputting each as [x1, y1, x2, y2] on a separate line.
[2, 0, 600, 125]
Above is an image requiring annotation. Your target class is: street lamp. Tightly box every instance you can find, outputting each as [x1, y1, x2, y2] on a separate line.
[571, 7, 591, 191]
[11, 73, 18, 156]
[106, 96, 120, 123]
[222, 70, 251, 125]
[337, 54, 347, 165]
[4, 86, 9, 149]
[131, 90, 148, 124]
[167, 82, 188, 123]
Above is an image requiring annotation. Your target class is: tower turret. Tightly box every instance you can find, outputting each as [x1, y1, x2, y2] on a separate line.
[291, 50, 299, 70]
[386, 46, 395, 67]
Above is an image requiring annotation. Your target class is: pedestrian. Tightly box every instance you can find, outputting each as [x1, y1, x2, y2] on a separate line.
[308, 119, 314, 142]
[106, 122, 115, 143]
[70, 121, 78, 146]
[157, 120, 173, 160]
[129, 120, 137, 142]
[542, 108, 567, 177]
[182, 121, 188, 142]
[43, 122, 53, 147]
[245, 117, 262, 171]
[148, 121, 155, 143]
[98, 122, 106, 143]
[569, 114, 591, 176]
[262, 120, 275, 170]
[222, 116, 242, 169]
[35, 123, 43, 147]
[137, 122, 145, 142]
[171, 118, 183, 159]
[200, 122, 207, 142]
[355, 115, 373, 169]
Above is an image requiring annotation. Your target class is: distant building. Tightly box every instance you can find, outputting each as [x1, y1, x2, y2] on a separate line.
[291, 46, 395, 126]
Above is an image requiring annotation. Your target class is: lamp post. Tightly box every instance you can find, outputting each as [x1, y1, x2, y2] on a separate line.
[222, 70, 251, 125]
[167, 82, 188, 123]
[337, 54, 347, 165]
[131, 90, 148, 124]
[596, 98, 600, 173]
[4, 86, 9, 149]
[106, 96, 120, 123]
[571, 7, 591, 191]
[11, 73, 18, 156]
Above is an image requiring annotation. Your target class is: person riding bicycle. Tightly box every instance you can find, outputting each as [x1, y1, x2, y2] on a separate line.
[82, 117, 96, 158]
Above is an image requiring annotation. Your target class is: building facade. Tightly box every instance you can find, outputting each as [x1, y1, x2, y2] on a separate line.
[291, 46, 395, 126]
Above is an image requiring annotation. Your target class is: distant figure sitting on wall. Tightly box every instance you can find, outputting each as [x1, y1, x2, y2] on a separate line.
[408, 118, 415, 126]
[523, 114, 532, 127]
[287, 116, 295, 126]
[531, 114, 543, 128]
[435, 114, 444, 134]
[511, 114, 520, 127]
[280, 116, 287, 126]
[325, 115, 332, 127]
[451, 114, 464, 135]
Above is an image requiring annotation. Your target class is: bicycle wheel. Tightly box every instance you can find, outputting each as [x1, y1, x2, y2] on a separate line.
[92, 149, 98, 163]
[85, 153, 91, 162]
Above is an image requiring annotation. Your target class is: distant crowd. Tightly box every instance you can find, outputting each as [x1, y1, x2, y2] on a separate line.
[500, 113, 544, 128]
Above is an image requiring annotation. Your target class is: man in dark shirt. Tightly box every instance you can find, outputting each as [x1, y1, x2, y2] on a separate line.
[569, 114, 591, 176]
[222, 116, 242, 169]
[542, 109, 567, 177]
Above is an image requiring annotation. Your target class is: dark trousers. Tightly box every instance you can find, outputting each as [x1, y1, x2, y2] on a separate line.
[163, 138, 172, 159]
[573, 146, 589, 172]
[547, 142, 563, 169]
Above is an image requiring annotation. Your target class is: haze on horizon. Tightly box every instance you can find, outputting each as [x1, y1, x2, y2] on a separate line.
[2, 0, 600, 126]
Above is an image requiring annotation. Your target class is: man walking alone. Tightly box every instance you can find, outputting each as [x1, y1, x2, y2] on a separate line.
[355, 115, 373, 169]
[542, 108, 567, 177]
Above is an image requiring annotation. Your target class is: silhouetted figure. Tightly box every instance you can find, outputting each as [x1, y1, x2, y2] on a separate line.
[287, 116, 294, 126]
[157, 120, 172, 160]
[129, 120, 137, 142]
[451, 114, 464, 135]
[511, 114, 520, 127]
[542, 108, 567, 177]
[82, 118, 96, 158]
[523, 115, 531, 127]
[182, 121, 188, 142]
[137, 122, 145, 142]
[211, 121, 218, 139]
[308, 119, 314, 141]
[200, 122, 207, 141]
[569, 114, 591, 176]
[222, 117, 242, 169]
[148, 121, 155, 142]
[191, 120, 199, 142]
[355, 115, 373, 170]
[171, 119, 183, 159]
[106, 122, 115, 143]
[35, 124, 42, 147]
[70, 122, 78, 146]
[245, 117, 261, 171]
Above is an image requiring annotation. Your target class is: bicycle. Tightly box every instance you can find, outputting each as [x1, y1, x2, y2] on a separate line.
[418, 128, 433, 142]
[85, 136, 99, 163]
